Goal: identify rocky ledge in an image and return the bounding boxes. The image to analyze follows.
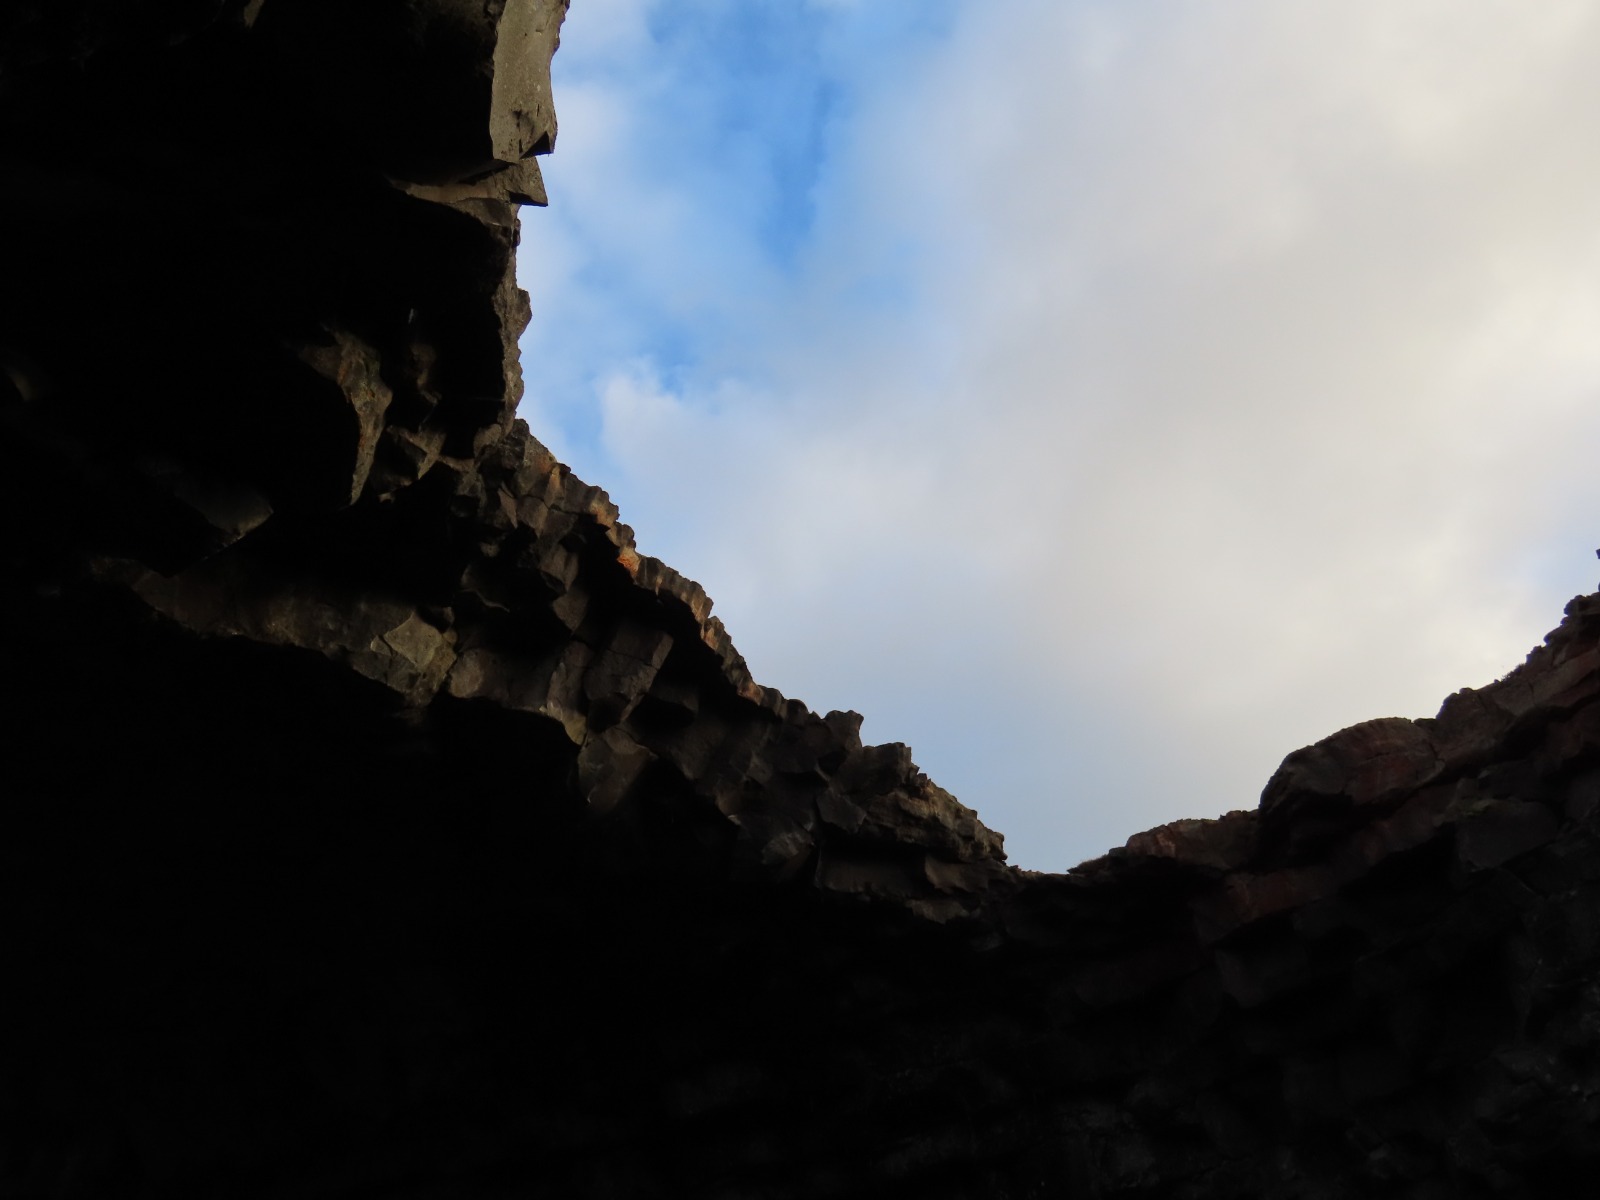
[3,3,1599,1196]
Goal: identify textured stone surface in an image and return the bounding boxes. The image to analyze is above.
[5,3,1600,1196]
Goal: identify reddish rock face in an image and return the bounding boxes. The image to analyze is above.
[5,4,1600,1197]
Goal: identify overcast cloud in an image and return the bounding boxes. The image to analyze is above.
[518,0,1600,869]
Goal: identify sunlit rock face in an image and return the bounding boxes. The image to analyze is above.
[4,3,1600,1196]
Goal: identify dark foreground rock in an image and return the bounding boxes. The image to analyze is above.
[4,3,1600,1196]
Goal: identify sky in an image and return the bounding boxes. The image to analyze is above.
[516,0,1600,871]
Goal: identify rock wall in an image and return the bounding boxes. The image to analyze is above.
[3,3,1599,1196]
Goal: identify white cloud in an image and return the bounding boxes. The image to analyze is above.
[552,0,658,63]
[521,1,1600,868]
